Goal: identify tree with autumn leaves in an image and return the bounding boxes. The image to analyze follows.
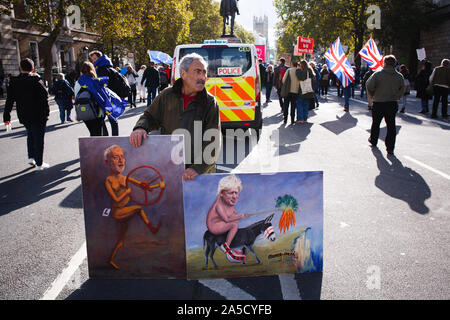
[274,0,437,70]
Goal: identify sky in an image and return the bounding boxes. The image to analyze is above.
[213,0,279,48]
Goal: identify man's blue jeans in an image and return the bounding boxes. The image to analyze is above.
[344,86,351,108]
[147,87,157,106]
[24,121,46,166]
[296,97,310,121]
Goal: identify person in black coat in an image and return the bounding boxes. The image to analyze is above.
[415,60,433,114]
[51,73,74,123]
[265,64,274,103]
[141,61,160,106]
[3,58,50,170]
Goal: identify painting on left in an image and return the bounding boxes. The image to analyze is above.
[79,136,186,279]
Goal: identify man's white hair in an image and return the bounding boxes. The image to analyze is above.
[179,53,208,73]
[217,174,242,194]
[104,144,123,162]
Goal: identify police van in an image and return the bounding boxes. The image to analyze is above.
[172,40,262,134]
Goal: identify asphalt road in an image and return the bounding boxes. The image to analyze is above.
[0,87,449,301]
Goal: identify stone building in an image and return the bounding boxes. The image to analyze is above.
[419,0,450,67]
[0,2,99,84]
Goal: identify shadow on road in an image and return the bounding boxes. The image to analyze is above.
[276,122,313,156]
[320,112,358,135]
[65,272,322,300]
[371,148,430,214]
[0,158,81,217]
[65,279,225,300]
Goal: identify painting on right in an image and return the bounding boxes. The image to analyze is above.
[183,171,323,280]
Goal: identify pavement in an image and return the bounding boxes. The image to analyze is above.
[0,86,449,302]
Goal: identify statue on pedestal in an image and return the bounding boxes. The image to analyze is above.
[220,0,240,36]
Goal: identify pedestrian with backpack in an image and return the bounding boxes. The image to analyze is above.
[89,50,130,136]
[125,64,138,108]
[74,61,127,137]
[51,73,74,124]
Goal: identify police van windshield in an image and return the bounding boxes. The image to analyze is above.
[179,46,252,78]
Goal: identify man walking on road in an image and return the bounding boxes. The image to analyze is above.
[366,55,405,156]
[429,58,450,119]
[3,58,50,170]
[129,53,220,181]
[274,58,288,112]
[141,61,160,107]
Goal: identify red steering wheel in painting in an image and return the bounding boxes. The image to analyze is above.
[125,165,165,206]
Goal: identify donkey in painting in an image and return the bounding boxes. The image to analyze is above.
[203,214,276,269]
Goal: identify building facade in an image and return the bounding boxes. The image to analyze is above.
[419,0,450,68]
[0,2,99,84]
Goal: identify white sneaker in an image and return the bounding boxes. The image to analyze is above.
[28,158,36,167]
[35,163,50,171]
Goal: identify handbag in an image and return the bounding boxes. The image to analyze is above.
[300,71,314,95]
[280,71,291,98]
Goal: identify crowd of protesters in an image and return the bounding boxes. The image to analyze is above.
[1,51,448,170]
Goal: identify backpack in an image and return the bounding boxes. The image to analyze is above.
[53,81,72,100]
[74,88,103,121]
[107,67,131,99]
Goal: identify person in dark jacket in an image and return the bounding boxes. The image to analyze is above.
[258,59,266,90]
[130,53,220,181]
[89,50,120,136]
[320,65,330,97]
[265,64,274,103]
[415,60,433,114]
[429,58,450,118]
[51,73,74,124]
[3,58,50,170]
[273,57,288,111]
[141,61,160,106]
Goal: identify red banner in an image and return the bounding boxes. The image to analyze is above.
[296,37,314,55]
[255,45,266,62]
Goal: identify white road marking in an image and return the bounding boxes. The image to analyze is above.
[199,279,256,300]
[279,273,302,300]
[41,242,87,300]
[404,156,450,180]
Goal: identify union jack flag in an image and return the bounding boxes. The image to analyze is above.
[359,37,383,72]
[324,38,355,88]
